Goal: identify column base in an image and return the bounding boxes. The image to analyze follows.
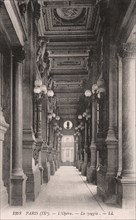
[25,166,41,201]
[48,152,56,175]
[43,162,51,183]
[87,166,97,184]
[10,173,27,206]
[55,158,58,171]
[116,176,136,209]
[50,160,55,175]
[39,165,44,185]
[41,148,50,183]
[78,160,83,172]
[97,170,117,204]
[81,163,87,176]
[0,185,8,208]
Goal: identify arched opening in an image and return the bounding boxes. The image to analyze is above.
[61,135,74,166]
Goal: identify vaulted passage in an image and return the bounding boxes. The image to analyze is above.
[0,1,136,219]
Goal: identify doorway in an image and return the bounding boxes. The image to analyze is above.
[61,135,74,166]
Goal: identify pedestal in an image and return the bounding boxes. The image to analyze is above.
[81,150,87,176]
[48,150,55,176]
[23,129,41,201]
[10,174,27,206]
[41,146,50,183]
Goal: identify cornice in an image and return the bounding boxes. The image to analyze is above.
[3,0,27,45]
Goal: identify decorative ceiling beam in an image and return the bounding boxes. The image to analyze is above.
[43,0,96,7]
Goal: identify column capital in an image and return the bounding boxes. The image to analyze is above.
[118,43,136,58]
[12,46,25,62]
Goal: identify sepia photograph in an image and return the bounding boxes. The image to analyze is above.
[0,0,136,220]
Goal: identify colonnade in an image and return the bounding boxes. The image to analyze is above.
[0,0,135,209]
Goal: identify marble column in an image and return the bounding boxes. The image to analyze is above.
[117,42,136,208]
[10,47,27,206]
[0,53,9,207]
[87,95,97,183]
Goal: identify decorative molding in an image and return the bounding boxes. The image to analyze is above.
[18,0,28,16]
[119,43,136,58]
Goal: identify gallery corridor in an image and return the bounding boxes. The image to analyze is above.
[1,167,135,220]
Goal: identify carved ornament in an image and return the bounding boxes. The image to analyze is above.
[119,43,136,58]
[18,0,29,16]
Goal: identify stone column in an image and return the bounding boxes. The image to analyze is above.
[35,97,44,184]
[10,47,27,206]
[0,53,9,207]
[53,130,58,171]
[101,43,118,204]
[48,119,55,175]
[81,120,88,176]
[87,95,97,183]
[22,4,41,201]
[41,96,50,183]
[117,42,136,208]
[79,130,83,172]
[105,44,118,177]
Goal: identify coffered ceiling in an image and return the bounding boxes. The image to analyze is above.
[42,0,101,124]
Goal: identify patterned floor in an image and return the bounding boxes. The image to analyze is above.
[1,166,135,220]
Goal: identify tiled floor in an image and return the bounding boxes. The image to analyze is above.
[1,166,135,220]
